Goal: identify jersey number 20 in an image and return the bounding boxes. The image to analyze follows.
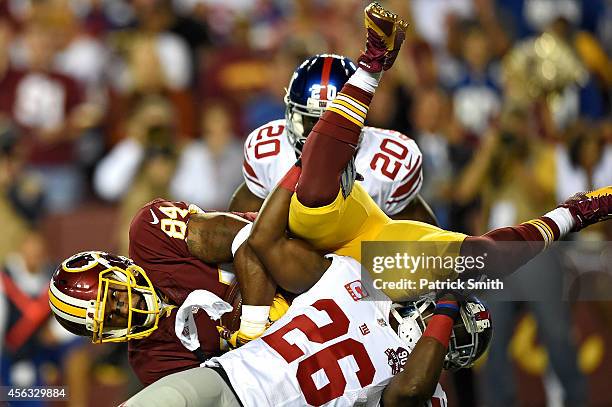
[262,299,375,406]
[370,138,409,180]
[252,124,285,159]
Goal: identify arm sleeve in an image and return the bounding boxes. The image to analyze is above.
[93,138,145,201]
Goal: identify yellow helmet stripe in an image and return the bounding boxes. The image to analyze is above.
[48,289,87,318]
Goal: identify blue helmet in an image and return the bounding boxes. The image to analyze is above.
[285,54,357,152]
[391,293,493,371]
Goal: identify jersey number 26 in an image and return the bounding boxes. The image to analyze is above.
[262,299,375,406]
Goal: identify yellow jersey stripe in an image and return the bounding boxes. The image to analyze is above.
[331,99,367,119]
[336,94,368,115]
[524,220,551,247]
[327,106,365,127]
[532,219,554,243]
[338,92,368,110]
[327,102,364,123]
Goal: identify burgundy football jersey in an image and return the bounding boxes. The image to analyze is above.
[128,308,223,385]
[127,199,238,385]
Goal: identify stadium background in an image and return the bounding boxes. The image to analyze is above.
[0,0,610,406]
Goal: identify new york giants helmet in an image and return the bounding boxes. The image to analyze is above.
[392,294,493,370]
[285,54,357,153]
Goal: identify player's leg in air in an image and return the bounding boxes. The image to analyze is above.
[286,2,612,301]
[289,2,406,252]
[288,2,466,259]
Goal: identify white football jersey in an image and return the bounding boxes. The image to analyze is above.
[208,255,446,407]
[242,120,423,216]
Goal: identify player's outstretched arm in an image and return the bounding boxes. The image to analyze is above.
[247,165,331,294]
[186,210,281,346]
[383,336,445,406]
[383,294,459,407]
[460,187,612,279]
[185,210,277,306]
[228,182,264,212]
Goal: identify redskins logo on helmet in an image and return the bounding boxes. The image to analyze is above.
[48,251,165,343]
[285,54,357,153]
[391,294,493,370]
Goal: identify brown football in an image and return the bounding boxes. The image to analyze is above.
[221,280,242,332]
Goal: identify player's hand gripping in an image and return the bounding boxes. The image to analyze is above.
[217,326,260,349]
[218,293,290,349]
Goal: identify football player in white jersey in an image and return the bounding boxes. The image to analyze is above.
[219,172,491,407]
[122,278,489,406]
[229,53,437,224]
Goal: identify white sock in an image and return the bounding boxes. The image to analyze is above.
[240,305,270,337]
[347,68,382,94]
[544,207,575,237]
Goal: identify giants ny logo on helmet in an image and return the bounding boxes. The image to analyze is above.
[285,54,357,153]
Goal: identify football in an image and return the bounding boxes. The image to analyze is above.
[221,280,242,332]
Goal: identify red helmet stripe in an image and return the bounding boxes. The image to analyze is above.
[320,57,333,100]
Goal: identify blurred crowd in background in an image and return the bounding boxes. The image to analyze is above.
[0,0,610,406]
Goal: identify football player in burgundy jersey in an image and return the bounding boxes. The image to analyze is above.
[49,198,283,385]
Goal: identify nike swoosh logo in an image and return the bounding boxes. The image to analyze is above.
[149,209,159,225]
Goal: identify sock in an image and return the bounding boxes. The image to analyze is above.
[543,207,575,237]
[347,67,382,94]
[461,215,567,279]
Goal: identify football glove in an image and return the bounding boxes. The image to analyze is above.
[559,186,612,231]
[269,293,290,322]
[217,326,261,349]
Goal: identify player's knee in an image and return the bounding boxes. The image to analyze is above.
[296,183,339,208]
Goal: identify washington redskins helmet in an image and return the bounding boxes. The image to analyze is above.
[48,251,163,343]
[391,294,493,370]
[285,54,357,153]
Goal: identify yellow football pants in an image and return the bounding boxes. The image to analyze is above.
[288,183,468,300]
